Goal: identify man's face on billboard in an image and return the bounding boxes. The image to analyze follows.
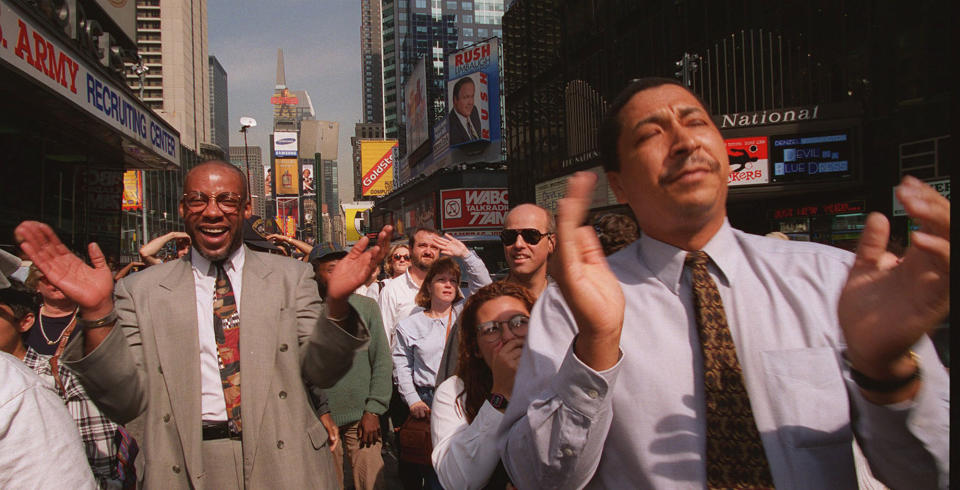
[454,79,475,118]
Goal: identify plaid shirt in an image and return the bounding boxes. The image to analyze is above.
[23,348,121,489]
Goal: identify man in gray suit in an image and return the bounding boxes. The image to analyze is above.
[15,161,392,488]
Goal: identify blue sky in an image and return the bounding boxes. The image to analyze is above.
[208,0,361,196]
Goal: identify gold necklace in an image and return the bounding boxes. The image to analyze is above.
[38,305,79,345]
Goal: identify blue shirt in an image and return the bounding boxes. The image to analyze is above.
[393,302,464,407]
[499,220,949,489]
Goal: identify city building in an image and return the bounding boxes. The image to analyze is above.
[381,0,505,150]
[209,55,229,155]
[351,122,386,200]
[503,0,950,250]
[300,120,341,243]
[360,0,384,125]
[229,146,265,217]
[0,0,182,261]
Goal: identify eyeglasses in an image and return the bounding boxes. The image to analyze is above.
[500,229,553,246]
[182,191,243,214]
[476,314,530,343]
[392,254,410,261]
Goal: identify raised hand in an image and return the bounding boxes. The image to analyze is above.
[552,172,625,371]
[431,233,470,258]
[839,176,949,384]
[15,221,115,319]
[325,226,393,315]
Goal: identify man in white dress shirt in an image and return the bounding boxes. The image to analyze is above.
[498,78,949,489]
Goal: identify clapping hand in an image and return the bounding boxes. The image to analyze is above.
[15,221,115,319]
[552,172,625,371]
[839,176,949,398]
[325,226,393,317]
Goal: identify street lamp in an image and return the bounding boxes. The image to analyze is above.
[239,116,257,199]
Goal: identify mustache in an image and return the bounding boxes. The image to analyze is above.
[659,154,720,185]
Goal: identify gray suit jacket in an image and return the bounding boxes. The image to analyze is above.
[63,248,369,489]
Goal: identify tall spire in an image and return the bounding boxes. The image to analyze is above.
[276,48,287,90]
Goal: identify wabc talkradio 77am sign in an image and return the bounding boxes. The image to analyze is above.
[441,188,508,229]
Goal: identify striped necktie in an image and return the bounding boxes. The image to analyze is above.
[685,251,773,488]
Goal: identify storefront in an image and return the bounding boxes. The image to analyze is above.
[0,0,180,259]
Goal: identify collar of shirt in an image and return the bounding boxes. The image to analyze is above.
[403,269,421,291]
[191,245,245,278]
[637,218,741,295]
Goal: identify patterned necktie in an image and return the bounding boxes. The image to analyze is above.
[213,262,242,435]
[685,251,773,489]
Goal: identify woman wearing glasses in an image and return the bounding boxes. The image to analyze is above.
[430,281,533,490]
[384,244,411,280]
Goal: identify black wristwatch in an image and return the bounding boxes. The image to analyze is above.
[843,350,921,393]
[488,393,508,410]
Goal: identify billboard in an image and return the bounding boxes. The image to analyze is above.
[771,132,854,183]
[302,164,315,195]
[264,166,273,198]
[360,140,398,197]
[275,158,299,195]
[277,197,299,237]
[446,37,502,165]
[121,170,142,210]
[725,137,769,186]
[405,57,429,152]
[535,166,617,214]
[441,188,508,230]
[274,131,298,157]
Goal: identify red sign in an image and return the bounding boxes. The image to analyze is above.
[441,188,508,229]
[726,137,769,186]
[771,200,865,219]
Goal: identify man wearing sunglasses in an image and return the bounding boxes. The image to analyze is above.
[16,160,393,489]
[435,204,555,385]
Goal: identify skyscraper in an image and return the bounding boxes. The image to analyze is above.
[381,0,505,147]
[125,0,211,153]
[361,0,384,125]
[209,56,229,155]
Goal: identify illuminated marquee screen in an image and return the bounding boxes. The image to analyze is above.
[771,132,854,183]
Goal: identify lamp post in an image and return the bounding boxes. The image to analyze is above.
[239,117,257,199]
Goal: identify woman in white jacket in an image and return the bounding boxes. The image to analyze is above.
[430,282,535,490]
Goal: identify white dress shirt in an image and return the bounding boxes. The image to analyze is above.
[498,220,949,490]
[190,246,245,422]
[431,375,505,490]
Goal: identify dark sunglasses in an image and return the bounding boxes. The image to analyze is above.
[392,254,410,261]
[500,228,553,246]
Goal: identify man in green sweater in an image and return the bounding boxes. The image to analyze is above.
[310,244,392,490]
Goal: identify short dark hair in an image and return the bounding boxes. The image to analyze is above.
[599,77,710,172]
[408,227,440,249]
[183,160,250,203]
[452,76,475,99]
[0,278,39,320]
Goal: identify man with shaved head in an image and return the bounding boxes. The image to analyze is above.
[435,203,556,384]
[17,160,394,488]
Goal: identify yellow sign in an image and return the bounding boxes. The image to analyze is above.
[360,140,398,197]
[343,203,375,243]
[275,158,299,195]
[121,170,142,210]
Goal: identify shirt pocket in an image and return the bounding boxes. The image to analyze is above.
[761,347,853,448]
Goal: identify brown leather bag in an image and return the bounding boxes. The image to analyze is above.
[396,415,433,465]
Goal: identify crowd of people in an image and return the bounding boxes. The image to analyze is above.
[0,77,949,490]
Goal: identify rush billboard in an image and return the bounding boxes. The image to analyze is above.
[441,188,508,230]
[361,140,398,197]
[446,37,502,165]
